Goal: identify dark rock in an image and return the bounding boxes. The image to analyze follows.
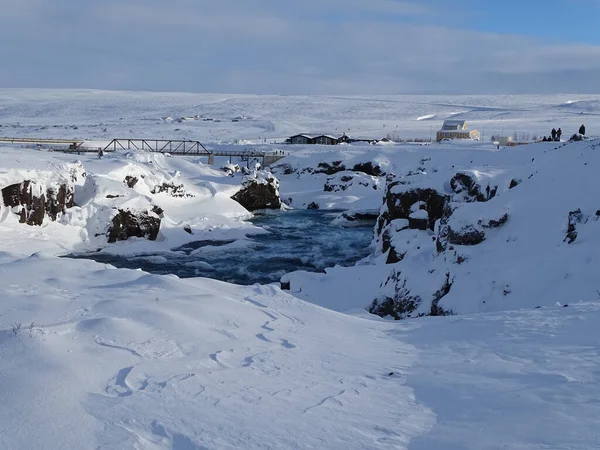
[315,161,346,175]
[231,176,281,211]
[151,205,164,217]
[151,182,193,198]
[564,208,583,244]
[2,180,74,226]
[46,184,74,221]
[352,162,383,177]
[279,164,296,175]
[325,171,377,193]
[280,281,291,290]
[509,179,521,189]
[107,209,161,243]
[450,172,497,202]
[183,224,193,235]
[370,270,454,320]
[377,185,448,235]
[484,213,509,228]
[105,194,122,199]
[307,202,320,210]
[369,272,420,319]
[124,176,138,188]
[430,273,453,316]
[447,225,485,246]
[386,247,404,264]
[569,133,583,142]
[338,211,379,224]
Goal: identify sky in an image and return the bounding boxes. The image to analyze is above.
[0,0,599,95]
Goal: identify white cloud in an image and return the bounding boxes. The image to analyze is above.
[0,0,598,94]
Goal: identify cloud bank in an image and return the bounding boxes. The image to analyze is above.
[0,0,598,94]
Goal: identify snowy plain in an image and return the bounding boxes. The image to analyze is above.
[1,89,600,449]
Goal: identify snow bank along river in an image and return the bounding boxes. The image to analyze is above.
[68,210,374,285]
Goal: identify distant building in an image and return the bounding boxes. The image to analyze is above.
[313,135,339,145]
[288,134,316,145]
[436,120,480,142]
[285,133,380,145]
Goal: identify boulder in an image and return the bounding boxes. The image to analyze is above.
[447,224,486,246]
[231,171,282,211]
[107,209,161,243]
[2,180,74,226]
[508,179,521,189]
[307,202,320,210]
[331,210,379,227]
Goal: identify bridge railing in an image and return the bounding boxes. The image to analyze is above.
[102,139,210,155]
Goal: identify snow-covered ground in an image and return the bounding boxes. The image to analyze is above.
[1,89,600,449]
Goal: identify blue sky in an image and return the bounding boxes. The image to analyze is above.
[0,0,598,94]
[457,0,600,44]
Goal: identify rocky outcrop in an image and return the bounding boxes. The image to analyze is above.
[324,171,379,193]
[231,172,281,211]
[564,209,583,244]
[315,161,345,175]
[307,202,320,210]
[124,176,138,188]
[447,224,486,246]
[508,179,521,189]
[107,209,161,243]
[450,172,497,202]
[377,183,448,235]
[151,182,194,198]
[221,164,241,176]
[331,210,379,227]
[2,180,74,226]
[351,162,384,177]
[369,270,453,320]
[436,207,509,252]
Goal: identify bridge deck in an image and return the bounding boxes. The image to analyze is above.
[0,137,287,165]
[0,137,84,145]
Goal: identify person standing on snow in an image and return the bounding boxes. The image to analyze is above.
[579,124,586,136]
[557,128,562,141]
[551,128,557,141]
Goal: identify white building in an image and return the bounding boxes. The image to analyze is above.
[436,120,480,142]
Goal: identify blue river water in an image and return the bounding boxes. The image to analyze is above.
[68,210,375,285]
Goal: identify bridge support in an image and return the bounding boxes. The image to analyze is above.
[208,154,215,165]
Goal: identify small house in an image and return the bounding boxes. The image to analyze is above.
[436,120,480,142]
[313,135,339,145]
[288,134,316,145]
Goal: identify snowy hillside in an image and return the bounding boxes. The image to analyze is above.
[2,89,600,144]
[1,90,600,449]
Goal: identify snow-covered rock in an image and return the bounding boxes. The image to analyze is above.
[1,176,74,226]
[323,171,379,193]
[231,170,282,211]
[107,208,162,243]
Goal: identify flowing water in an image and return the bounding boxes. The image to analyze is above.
[68,210,374,285]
